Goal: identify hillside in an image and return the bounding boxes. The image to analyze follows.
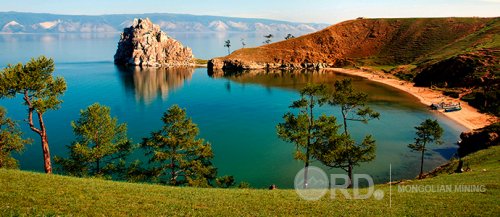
[1,146,499,216]
[209,17,499,69]
[208,17,500,116]
[0,11,328,33]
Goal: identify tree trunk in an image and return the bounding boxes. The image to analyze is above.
[347,164,353,188]
[170,154,176,185]
[37,112,52,174]
[342,111,348,135]
[304,161,309,189]
[24,92,52,174]
[343,110,352,188]
[303,96,315,189]
[419,149,425,179]
[97,159,100,175]
[40,132,52,174]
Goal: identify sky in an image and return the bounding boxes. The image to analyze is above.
[1,0,499,24]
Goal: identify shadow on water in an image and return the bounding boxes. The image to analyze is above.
[209,68,425,109]
[116,65,194,104]
[433,146,459,159]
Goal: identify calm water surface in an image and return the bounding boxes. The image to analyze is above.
[0,33,466,188]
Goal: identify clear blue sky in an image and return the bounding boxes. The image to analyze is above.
[1,0,498,23]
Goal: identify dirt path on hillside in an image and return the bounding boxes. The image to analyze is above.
[327,68,498,131]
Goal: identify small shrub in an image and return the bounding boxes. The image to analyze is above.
[216,176,235,188]
[395,72,415,81]
[443,90,460,98]
[237,182,251,189]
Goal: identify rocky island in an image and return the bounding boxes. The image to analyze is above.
[114,18,195,67]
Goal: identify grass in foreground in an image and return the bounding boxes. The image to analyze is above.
[1,146,499,216]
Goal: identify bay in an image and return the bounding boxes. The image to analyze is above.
[0,33,466,188]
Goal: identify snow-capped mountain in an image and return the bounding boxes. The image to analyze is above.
[0,12,329,33]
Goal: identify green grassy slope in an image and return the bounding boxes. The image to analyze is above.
[417,18,500,63]
[1,146,499,216]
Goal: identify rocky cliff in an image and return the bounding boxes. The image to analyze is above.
[114,18,195,67]
[458,123,499,157]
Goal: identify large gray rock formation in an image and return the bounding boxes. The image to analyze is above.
[114,18,195,67]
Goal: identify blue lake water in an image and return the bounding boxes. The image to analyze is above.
[0,33,467,188]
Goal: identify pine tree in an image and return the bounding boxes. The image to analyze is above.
[0,107,32,169]
[141,105,216,187]
[54,103,132,178]
[224,40,231,54]
[0,56,67,173]
[263,34,273,44]
[315,79,379,187]
[277,83,344,188]
[241,38,246,48]
[409,119,443,179]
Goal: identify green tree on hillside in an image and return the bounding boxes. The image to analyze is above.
[0,56,67,174]
[140,105,216,187]
[241,38,246,48]
[54,103,133,178]
[329,79,380,135]
[224,40,231,54]
[315,79,379,187]
[0,107,32,169]
[277,84,344,188]
[409,119,443,179]
[285,34,295,40]
[263,34,273,44]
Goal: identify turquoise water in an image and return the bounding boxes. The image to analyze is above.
[0,34,466,188]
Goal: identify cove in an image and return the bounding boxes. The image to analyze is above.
[0,34,466,188]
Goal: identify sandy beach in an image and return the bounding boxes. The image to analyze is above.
[328,68,498,131]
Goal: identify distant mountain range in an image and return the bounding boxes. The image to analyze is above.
[0,11,329,33]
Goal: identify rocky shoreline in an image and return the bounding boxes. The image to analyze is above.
[208,58,351,71]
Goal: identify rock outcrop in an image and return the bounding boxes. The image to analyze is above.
[207,58,350,72]
[114,18,195,67]
[458,123,500,157]
[413,50,498,88]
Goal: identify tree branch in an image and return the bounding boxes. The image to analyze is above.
[23,90,42,135]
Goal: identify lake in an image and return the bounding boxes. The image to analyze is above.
[0,33,467,188]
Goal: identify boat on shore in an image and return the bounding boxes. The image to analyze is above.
[431,102,462,112]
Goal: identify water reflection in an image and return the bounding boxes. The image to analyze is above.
[118,66,194,104]
[209,68,423,108]
[209,68,337,88]
[0,33,119,43]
